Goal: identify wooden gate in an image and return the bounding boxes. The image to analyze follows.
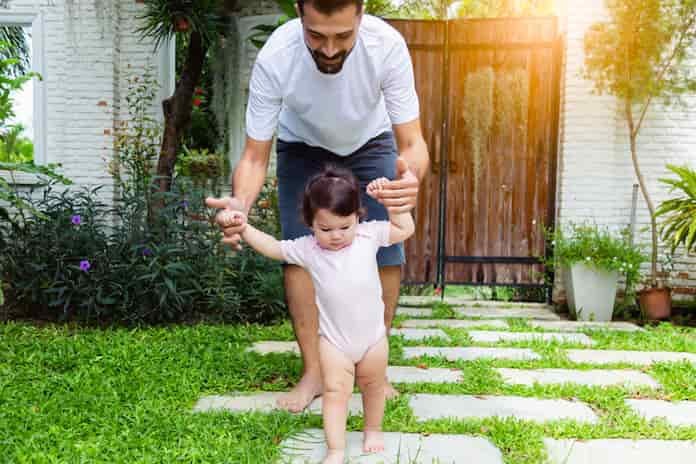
[388,17,563,293]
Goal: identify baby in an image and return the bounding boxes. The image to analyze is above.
[218,165,415,463]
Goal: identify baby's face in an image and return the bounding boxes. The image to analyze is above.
[311,209,358,251]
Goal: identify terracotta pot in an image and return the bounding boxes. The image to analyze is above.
[174,17,190,33]
[638,287,672,320]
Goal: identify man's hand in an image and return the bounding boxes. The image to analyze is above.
[373,157,419,214]
[205,196,247,250]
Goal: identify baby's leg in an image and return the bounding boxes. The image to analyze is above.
[355,336,389,453]
[319,337,355,464]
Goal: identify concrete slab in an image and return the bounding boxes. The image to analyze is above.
[565,349,696,366]
[410,394,598,423]
[626,399,696,426]
[496,368,661,388]
[387,366,462,384]
[279,428,504,464]
[397,307,434,317]
[401,319,510,329]
[402,346,541,362]
[247,341,299,355]
[544,438,696,464]
[391,328,450,341]
[529,320,643,332]
[193,392,363,415]
[455,307,561,320]
[468,331,593,345]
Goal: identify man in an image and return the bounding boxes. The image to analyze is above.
[206,0,429,412]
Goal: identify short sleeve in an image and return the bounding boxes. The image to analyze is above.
[279,235,313,268]
[360,220,392,248]
[381,36,420,125]
[245,60,282,141]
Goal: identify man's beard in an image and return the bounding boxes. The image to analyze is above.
[307,45,353,74]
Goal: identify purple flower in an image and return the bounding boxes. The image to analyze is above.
[79,260,91,272]
[71,215,81,226]
[181,200,189,208]
[141,248,153,257]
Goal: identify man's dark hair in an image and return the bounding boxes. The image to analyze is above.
[301,165,366,226]
[297,0,364,16]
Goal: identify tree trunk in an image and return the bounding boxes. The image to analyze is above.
[626,99,658,287]
[156,30,208,198]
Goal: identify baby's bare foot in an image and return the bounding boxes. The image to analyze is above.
[322,448,345,464]
[363,429,385,453]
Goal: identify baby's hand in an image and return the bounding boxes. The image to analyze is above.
[218,210,247,230]
[366,177,390,199]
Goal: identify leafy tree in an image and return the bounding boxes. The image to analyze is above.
[583,0,696,287]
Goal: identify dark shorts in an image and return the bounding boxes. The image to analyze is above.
[276,132,405,267]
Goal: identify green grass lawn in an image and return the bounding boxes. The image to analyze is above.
[2,313,696,463]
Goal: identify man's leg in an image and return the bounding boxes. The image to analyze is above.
[276,264,324,412]
[379,265,401,399]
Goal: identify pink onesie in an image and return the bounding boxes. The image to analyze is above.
[280,220,391,363]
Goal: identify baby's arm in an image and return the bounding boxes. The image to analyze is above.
[218,211,284,261]
[367,177,416,244]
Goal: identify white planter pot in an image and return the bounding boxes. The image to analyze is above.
[568,262,619,322]
[562,264,575,312]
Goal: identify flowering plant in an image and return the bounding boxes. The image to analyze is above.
[542,222,647,293]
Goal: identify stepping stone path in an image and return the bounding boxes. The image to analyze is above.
[391,328,450,341]
[281,429,503,464]
[455,306,561,320]
[387,366,463,383]
[203,300,696,462]
[248,341,299,354]
[626,399,696,426]
[566,349,696,366]
[194,392,364,415]
[544,439,696,464]
[401,319,510,329]
[496,368,661,388]
[402,346,541,361]
[529,320,643,332]
[468,330,594,345]
[409,394,599,423]
[397,306,433,317]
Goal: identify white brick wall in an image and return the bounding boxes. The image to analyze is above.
[558,0,696,300]
[2,0,165,205]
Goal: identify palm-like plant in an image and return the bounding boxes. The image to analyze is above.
[656,164,696,255]
[136,0,236,198]
[0,26,29,77]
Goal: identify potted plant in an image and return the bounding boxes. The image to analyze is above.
[649,163,696,319]
[546,223,645,322]
[583,0,696,319]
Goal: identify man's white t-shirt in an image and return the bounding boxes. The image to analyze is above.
[245,14,420,156]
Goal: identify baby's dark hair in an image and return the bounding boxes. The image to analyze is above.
[301,165,366,226]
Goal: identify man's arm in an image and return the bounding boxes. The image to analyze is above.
[375,120,430,214]
[393,118,429,183]
[232,136,274,214]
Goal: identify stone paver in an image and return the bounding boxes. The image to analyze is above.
[529,320,643,332]
[544,438,696,464]
[193,392,363,415]
[468,330,594,345]
[566,349,696,366]
[496,368,661,388]
[247,341,299,355]
[397,307,433,317]
[391,328,450,341]
[399,296,477,307]
[410,394,598,423]
[455,307,561,320]
[401,319,510,329]
[387,366,463,383]
[403,346,541,361]
[626,399,696,426]
[280,429,503,464]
